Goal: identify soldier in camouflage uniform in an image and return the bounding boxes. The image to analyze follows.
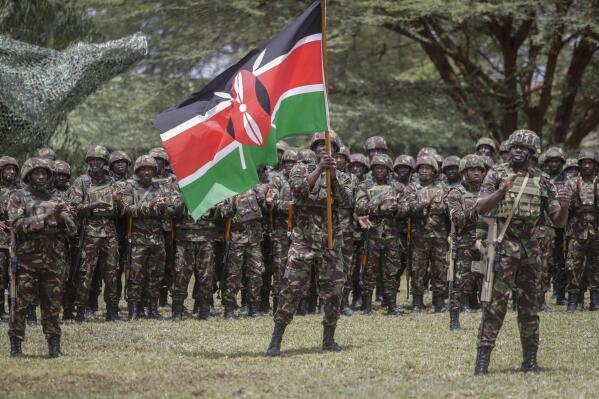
[474,129,569,376]
[564,158,580,179]
[221,182,271,319]
[355,154,409,316]
[394,155,416,299]
[121,155,173,320]
[409,156,450,313]
[0,156,23,322]
[8,157,76,358]
[564,149,599,312]
[475,138,497,160]
[499,141,510,163]
[394,155,415,185]
[109,150,131,182]
[69,146,122,322]
[446,154,485,331]
[364,136,388,161]
[37,148,56,161]
[443,156,462,188]
[267,132,353,356]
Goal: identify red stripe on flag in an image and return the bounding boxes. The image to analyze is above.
[163,110,233,179]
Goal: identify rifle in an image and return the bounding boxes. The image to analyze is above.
[9,229,18,324]
[447,222,458,308]
[268,210,275,269]
[219,217,232,296]
[124,216,133,300]
[480,217,498,310]
[70,219,86,285]
[360,229,368,286]
[287,204,295,243]
[406,218,412,301]
[170,219,176,282]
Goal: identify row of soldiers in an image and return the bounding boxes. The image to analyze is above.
[1,130,596,361]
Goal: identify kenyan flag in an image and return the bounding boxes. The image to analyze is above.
[154,0,329,220]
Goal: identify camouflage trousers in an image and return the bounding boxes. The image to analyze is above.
[274,234,345,327]
[0,249,7,310]
[449,247,480,312]
[9,239,67,341]
[340,232,354,290]
[477,241,540,351]
[411,237,447,297]
[75,235,119,307]
[271,236,290,300]
[172,240,215,304]
[363,238,401,300]
[537,228,556,294]
[223,240,264,306]
[552,231,567,297]
[565,237,599,294]
[126,241,166,303]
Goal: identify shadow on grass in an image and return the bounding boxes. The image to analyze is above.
[178,344,361,359]
[490,366,569,375]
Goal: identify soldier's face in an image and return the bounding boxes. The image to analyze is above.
[2,165,16,182]
[476,145,494,158]
[314,141,327,157]
[367,148,385,160]
[580,159,596,177]
[349,163,365,177]
[465,167,483,184]
[394,165,411,181]
[545,158,563,175]
[509,145,531,166]
[418,165,433,183]
[112,160,128,175]
[30,168,49,188]
[283,160,296,174]
[54,173,69,188]
[372,165,388,182]
[87,157,105,173]
[335,154,347,170]
[137,166,156,184]
[154,158,165,174]
[444,166,459,181]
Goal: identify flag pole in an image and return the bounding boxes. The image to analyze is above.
[320,0,333,250]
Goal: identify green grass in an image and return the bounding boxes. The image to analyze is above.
[0,295,597,399]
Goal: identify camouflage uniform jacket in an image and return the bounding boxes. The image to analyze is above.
[0,180,23,249]
[154,172,179,232]
[447,181,484,248]
[221,184,269,244]
[173,192,219,242]
[409,180,449,239]
[565,174,598,240]
[270,171,294,239]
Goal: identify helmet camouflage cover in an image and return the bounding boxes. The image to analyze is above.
[565,158,580,170]
[110,150,132,165]
[364,136,388,152]
[577,149,598,164]
[442,155,461,170]
[134,154,158,173]
[37,147,56,161]
[499,140,509,153]
[544,147,566,163]
[394,155,415,170]
[415,155,438,173]
[310,131,341,152]
[281,148,299,162]
[0,155,18,170]
[149,147,169,163]
[475,137,497,152]
[276,140,289,152]
[507,129,541,155]
[459,154,485,174]
[53,160,71,176]
[417,147,438,158]
[370,154,393,171]
[299,149,317,164]
[349,153,370,170]
[85,145,109,163]
[21,157,53,182]
[337,145,351,160]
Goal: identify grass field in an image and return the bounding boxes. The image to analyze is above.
[0,295,597,399]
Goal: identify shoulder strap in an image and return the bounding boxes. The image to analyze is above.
[497,174,529,243]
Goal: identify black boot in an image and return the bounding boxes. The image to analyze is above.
[26,305,37,326]
[128,302,139,321]
[75,306,85,324]
[520,346,542,374]
[198,303,212,320]
[148,301,163,320]
[341,289,353,316]
[387,295,403,316]
[434,295,447,313]
[193,299,199,315]
[248,303,261,318]
[105,305,114,322]
[566,293,578,313]
[461,295,472,313]
[322,325,342,352]
[296,298,307,316]
[266,322,287,357]
[224,303,235,320]
[474,346,492,376]
[259,294,270,314]
[412,294,424,313]
[47,335,64,358]
[362,292,372,315]
[539,294,554,312]
[450,310,460,331]
[159,287,169,307]
[577,291,585,311]
[590,291,599,311]
[62,306,75,321]
[555,289,566,306]
[470,292,481,310]
[9,336,22,358]
[172,300,184,321]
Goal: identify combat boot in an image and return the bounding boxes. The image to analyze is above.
[128,302,139,321]
[387,295,403,316]
[555,289,566,306]
[433,295,447,313]
[172,300,184,321]
[322,325,342,352]
[461,295,472,313]
[566,293,578,313]
[105,305,114,322]
[296,298,307,316]
[520,346,542,374]
[352,290,362,310]
[62,306,75,321]
[577,291,585,311]
[159,287,169,307]
[361,292,372,315]
[411,294,424,313]
[266,322,287,357]
[341,289,353,316]
[198,303,212,320]
[148,301,163,320]
[193,299,199,315]
[9,336,22,358]
[539,294,554,312]
[26,305,37,326]
[47,335,64,358]
[474,346,492,376]
[470,292,481,310]
[248,303,261,318]
[589,291,599,311]
[450,310,460,331]
[224,303,236,320]
[75,306,86,324]
[259,294,270,314]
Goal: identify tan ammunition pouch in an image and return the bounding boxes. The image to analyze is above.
[87,182,114,217]
[494,175,542,219]
[234,191,262,224]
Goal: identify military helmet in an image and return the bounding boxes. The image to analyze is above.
[565,158,580,170]
[349,153,370,170]
[481,155,495,170]
[149,147,169,163]
[299,149,317,164]
[459,154,485,174]
[53,160,71,176]
[499,140,509,153]
[544,147,566,163]
[276,140,289,153]
[85,145,110,163]
[507,129,541,155]
[577,149,598,164]
[475,137,497,153]
[337,145,351,161]
[442,155,461,170]
[415,156,438,173]
[134,155,158,173]
[417,147,438,158]
[110,150,132,165]
[370,154,393,171]
[394,155,415,171]
[310,131,341,152]
[433,153,444,167]
[281,149,299,162]
[37,147,56,161]
[364,136,388,152]
[0,156,19,170]
[538,152,547,166]
[20,157,53,182]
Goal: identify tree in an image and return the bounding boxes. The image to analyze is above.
[358,0,599,148]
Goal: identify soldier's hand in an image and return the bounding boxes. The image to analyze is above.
[557,185,572,207]
[265,189,277,206]
[318,155,336,171]
[0,221,7,230]
[112,190,123,204]
[357,216,372,229]
[500,173,523,194]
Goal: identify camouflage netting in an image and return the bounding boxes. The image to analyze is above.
[0,33,148,154]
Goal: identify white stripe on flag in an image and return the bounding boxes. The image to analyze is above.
[254,34,322,76]
[178,140,241,188]
[270,84,325,124]
[160,100,231,142]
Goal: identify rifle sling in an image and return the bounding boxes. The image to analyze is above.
[496,174,529,244]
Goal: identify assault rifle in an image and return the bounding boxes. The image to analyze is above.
[9,229,19,324]
[124,216,133,299]
[447,222,458,308]
[406,218,412,301]
[219,217,232,296]
[480,217,498,310]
